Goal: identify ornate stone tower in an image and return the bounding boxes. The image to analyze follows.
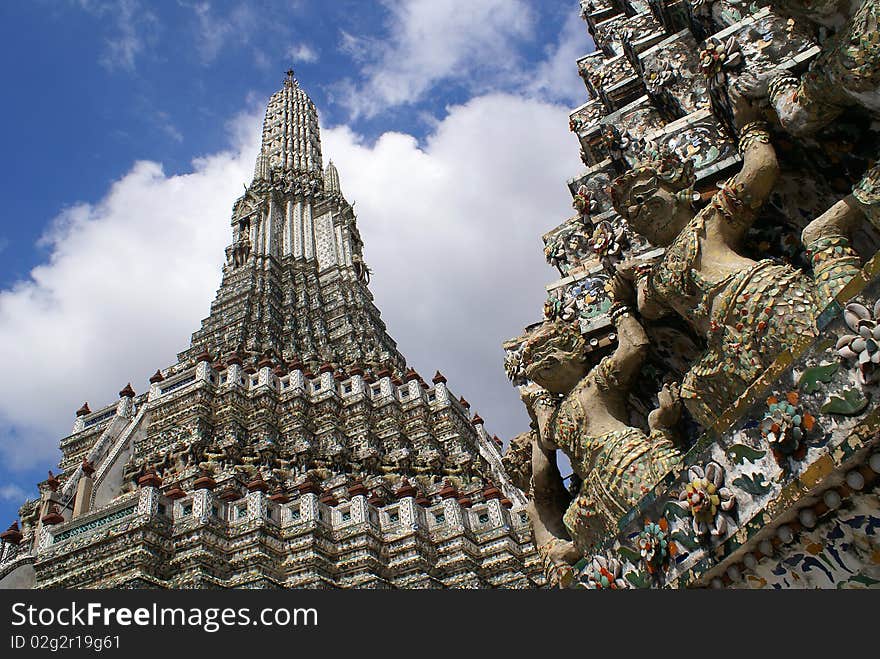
[0,72,542,589]
[183,71,403,370]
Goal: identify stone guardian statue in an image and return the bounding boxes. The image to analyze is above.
[517,277,682,586]
[610,91,867,427]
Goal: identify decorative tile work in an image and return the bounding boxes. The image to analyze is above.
[735,490,880,589]
[504,0,880,590]
[53,507,137,543]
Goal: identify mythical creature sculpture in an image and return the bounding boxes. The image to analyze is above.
[765,0,880,136]
[501,431,533,493]
[518,278,682,586]
[379,447,412,475]
[610,91,867,427]
[352,252,371,284]
[195,443,225,476]
[233,446,264,479]
[226,219,252,268]
[412,447,443,475]
[760,0,880,226]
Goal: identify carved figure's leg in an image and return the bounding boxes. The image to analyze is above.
[769,69,849,137]
[646,427,683,460]
[807,235,862,301]
[561,487,609,557]
[829,0,880,101]
[536,534,578,588]
[681,263,821,428]
[853,161,880,228]
[803,195,864,301]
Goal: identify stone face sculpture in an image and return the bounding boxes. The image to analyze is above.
[517,280,682,585]
[610,92,866,427]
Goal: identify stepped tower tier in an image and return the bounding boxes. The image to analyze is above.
[0,72,541,590]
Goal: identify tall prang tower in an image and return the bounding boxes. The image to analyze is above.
[181,71,403,371]
[0,71,542,589]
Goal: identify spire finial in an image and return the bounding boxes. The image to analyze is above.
[284,68,296,87]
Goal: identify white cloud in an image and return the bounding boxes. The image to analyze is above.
[0,484,29,503]
[0,483,39,506]
[323,94,580,445]
[0,92,580,473]
[336,0,535,118]
[186,1,312,67]
[191,1,259,64]
[154,110,184,143]
[74,0,159,72]
[287,43,318,63]
[0,110,262,469]
[253,48,271,71]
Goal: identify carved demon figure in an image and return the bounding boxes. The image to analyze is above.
[517,278,682,586]
[610,92,867,427]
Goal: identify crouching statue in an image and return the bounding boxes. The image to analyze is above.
[610,91,867,428]
[514,278,682,587]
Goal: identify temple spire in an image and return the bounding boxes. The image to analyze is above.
[325,160,341,194]
[253,70,322,182]
[188,71,404,369]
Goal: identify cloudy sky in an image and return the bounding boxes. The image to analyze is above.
[0,0,593,525]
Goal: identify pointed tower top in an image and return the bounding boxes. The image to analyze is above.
[253,70,323,183]
[324,160,341,194]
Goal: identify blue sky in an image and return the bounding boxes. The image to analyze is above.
[0,1,593,526]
